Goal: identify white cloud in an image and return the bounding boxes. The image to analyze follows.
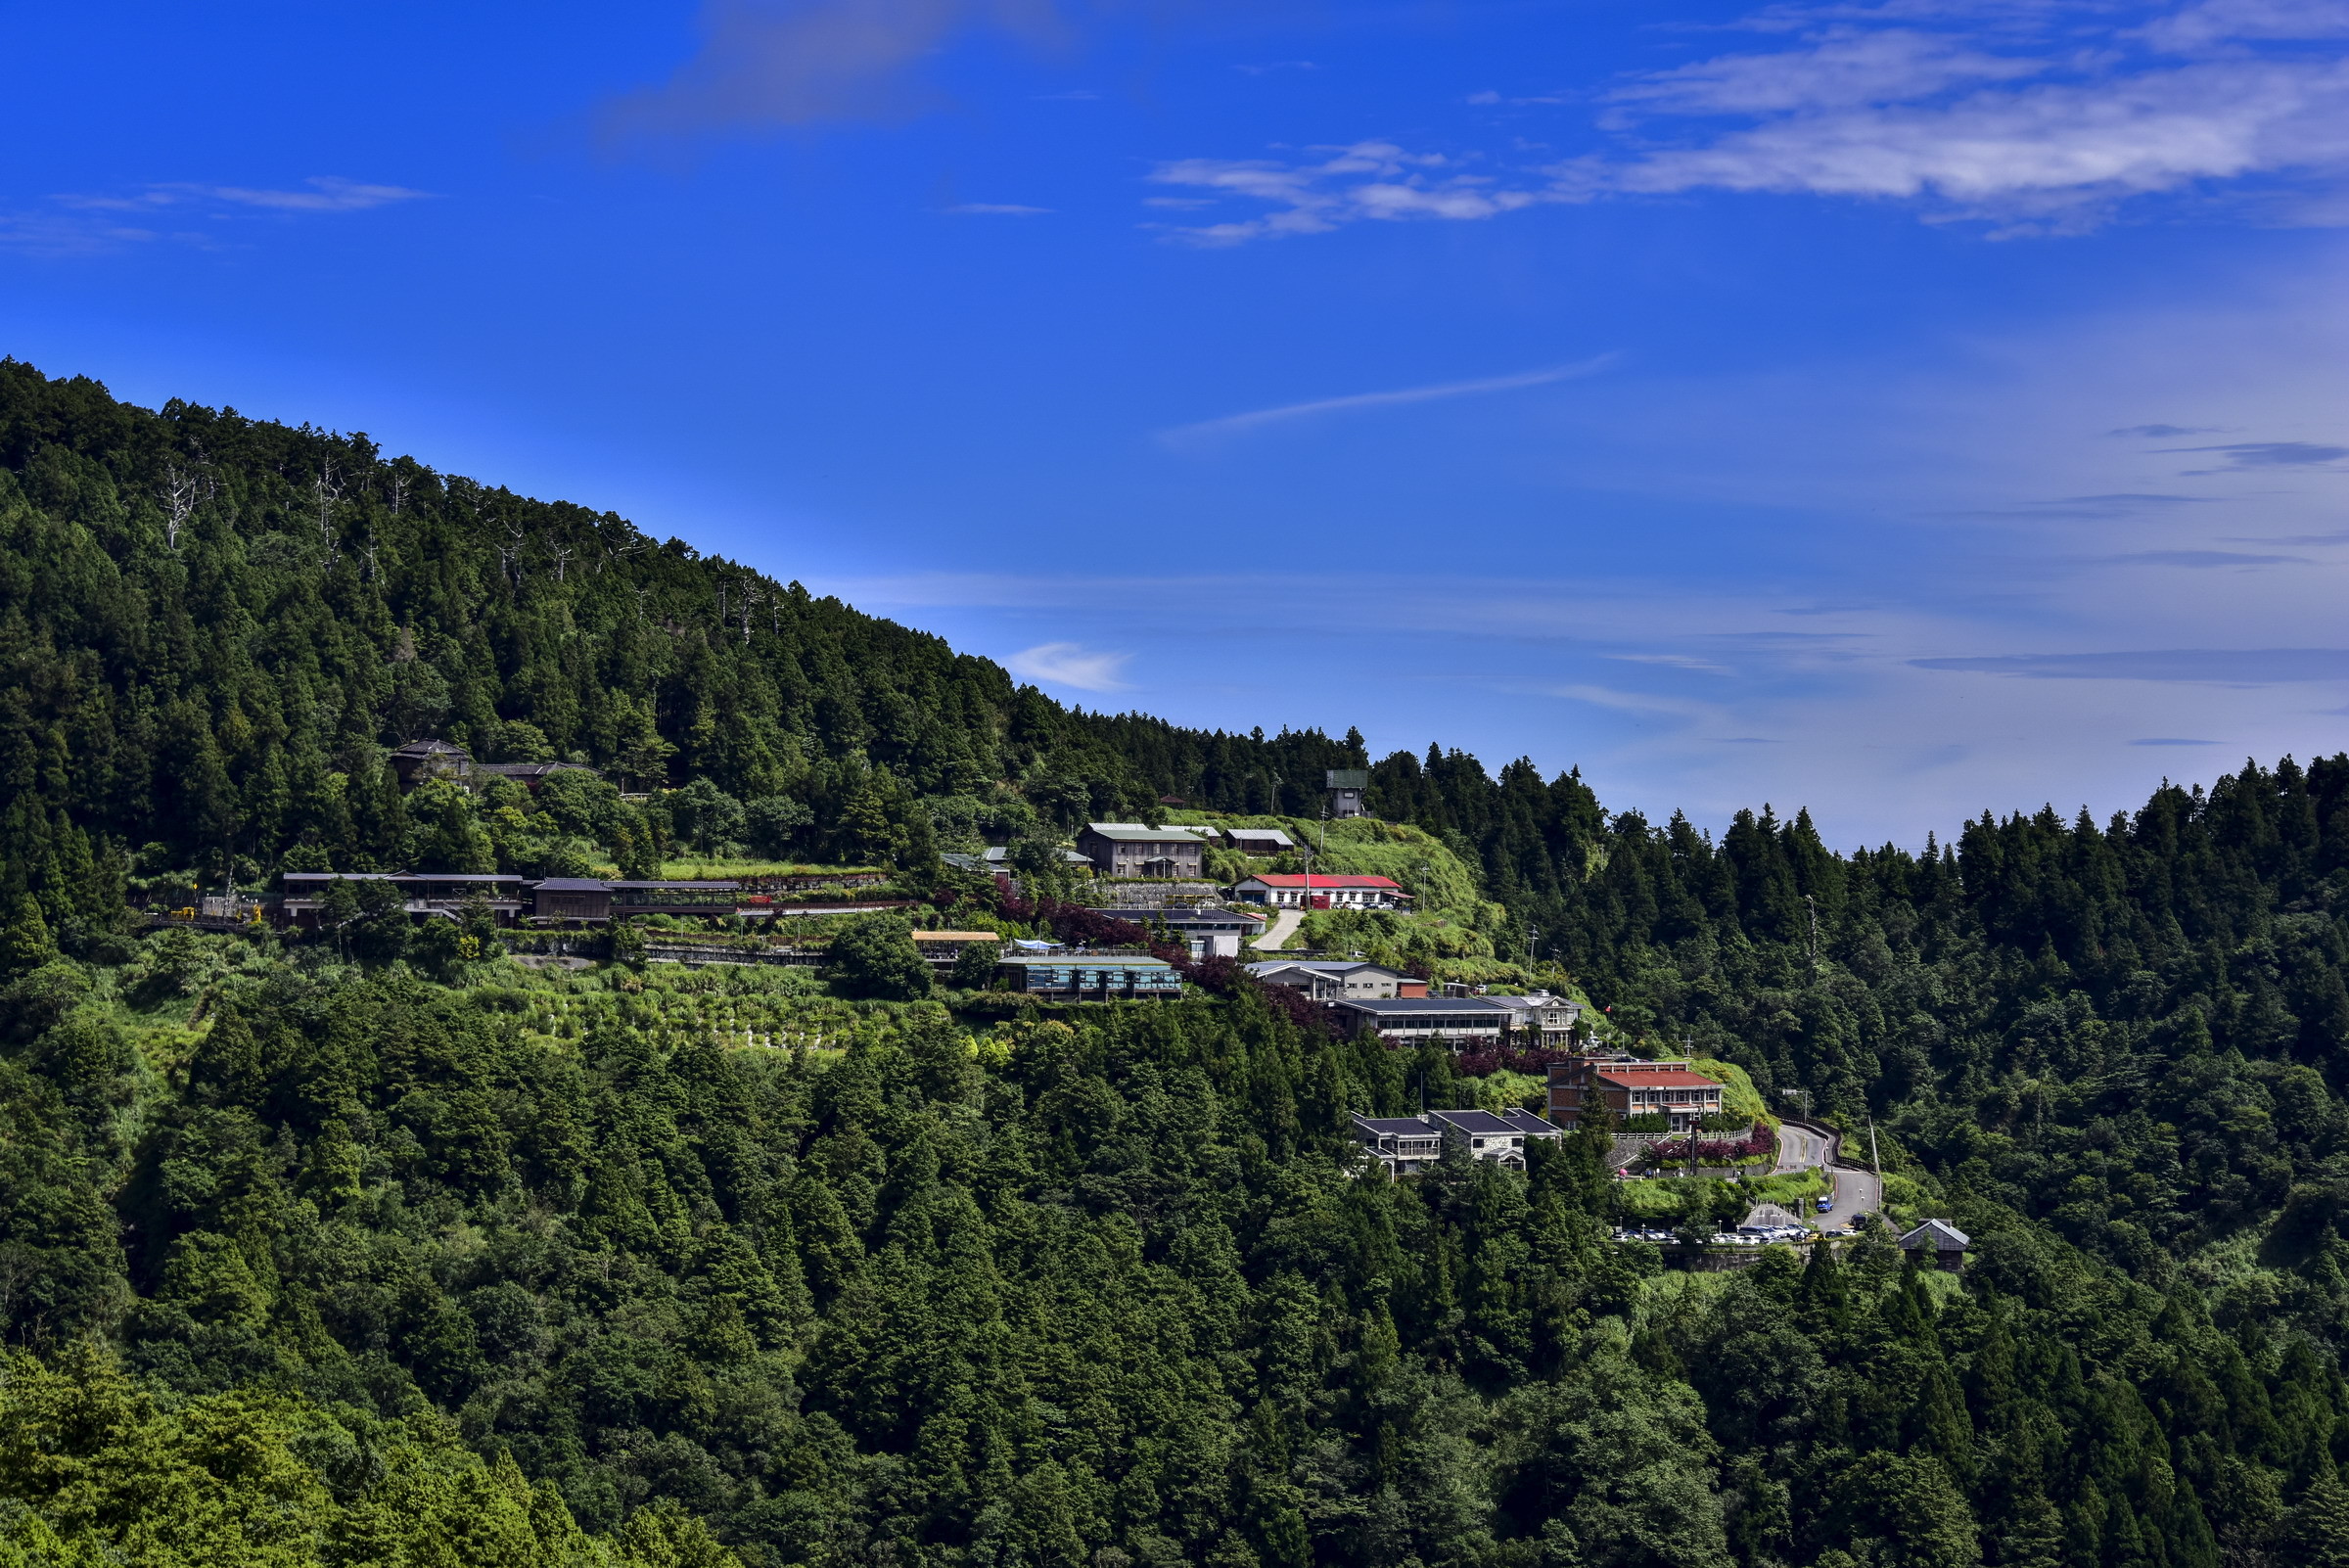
[1151,0,2349,239]
[1005,641,1132,691]
[2,177,428,255]
[1597,59,2349,218]
[2141,0,2349,53]
[0,212,161,257]
[1605,27,2047,115]
[1157,356,1617,445]
[1609,652,1738,674]
[1147,141,1560,245]
[60,176,430,213]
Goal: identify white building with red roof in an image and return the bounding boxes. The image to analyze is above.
[1230,873,1411,910]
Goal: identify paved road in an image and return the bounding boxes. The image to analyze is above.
[1257,909,1304,950]
[1773,1120,1883,1224]
[1831,1165,1883,1222]
[1774,1121,1834,1175]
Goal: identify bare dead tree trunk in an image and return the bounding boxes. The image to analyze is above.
[161,462,198,550]
[313,458,345,566]
[497,519,526,586]
[550,542,575,583]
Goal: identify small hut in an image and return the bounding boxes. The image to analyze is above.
[1899,1219,1970,1271]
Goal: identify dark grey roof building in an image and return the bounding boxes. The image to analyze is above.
[1349,1107,1560,1176]
[1329,996,1510,1044]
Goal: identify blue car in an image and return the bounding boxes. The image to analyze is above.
[1817,1199,1832,1213]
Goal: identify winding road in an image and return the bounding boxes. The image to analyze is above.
[1775,1120,1883,1226]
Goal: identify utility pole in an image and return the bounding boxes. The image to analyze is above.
[1867,1117,1880,1177]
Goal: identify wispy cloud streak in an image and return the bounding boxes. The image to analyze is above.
[1158,355,1616,446]
[0,177,431,255]
[1005,641,1131,691]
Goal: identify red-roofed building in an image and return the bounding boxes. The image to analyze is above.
[1547,1057,1726,1132]
[1230,873,1411,911]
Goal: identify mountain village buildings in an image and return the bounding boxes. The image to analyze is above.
[1231,873,1410,910]
[1246,959,1424,999]
[1547,1057,1727,1132]
[1351,1108,1561,1176]
[389,739,600,794]
[1076,824,1210,880]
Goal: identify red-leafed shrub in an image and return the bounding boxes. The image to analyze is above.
[1451,1046,1578,1078]
[1640,1122,1776,1165]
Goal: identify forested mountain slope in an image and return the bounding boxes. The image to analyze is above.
[7,360,2349,1568]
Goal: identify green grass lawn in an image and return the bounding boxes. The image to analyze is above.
[1687,1058,1776,1126]
[1614,1166,1828,1221]
[657,857,890,880]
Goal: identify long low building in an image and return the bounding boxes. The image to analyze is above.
[1231,873,1411,910]
[1097,906,1267,959]
[283,872,774,927]
[996,955,1185,1000]
[1329,996,1510,1044]
[281,872,527,925]
[526,878,749,922]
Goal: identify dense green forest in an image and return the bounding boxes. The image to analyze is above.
[7,360,2349,1568]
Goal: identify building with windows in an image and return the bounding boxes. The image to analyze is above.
[1108,906,1266,959]
[1230,873,1410,910]
[1350,1115,1445,1176]
[1481,992,1584,1045]
[281,871,528,926]
[1350,1107,1559,1176]
[521,878,758,923]
[1225,827,1295,856]
[1546,1057,1727,1132]
[1330,996,1509,1045]
[1248,960,1422,1000]
[1075,824,1211,880]
[995,954,1185,1000]
[1326,769,1369,818]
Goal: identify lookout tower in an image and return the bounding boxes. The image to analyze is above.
[1325,768,1368,819]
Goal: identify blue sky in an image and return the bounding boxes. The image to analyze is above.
[5,0,2347,847]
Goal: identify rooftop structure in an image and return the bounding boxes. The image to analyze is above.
[280,871,528,927]
[1230,873,1410,911]
[1077,823,1212,880]
[388,739,598,795]
[1330,996,1508,1044]
[996,953,1185,1001]
[1226,827,1295,854]
[1547,1057,1727,1132]
[1900,1220,1971,1270]
[1109,906,1266,959]
[1350,1107,1559,1176]
[1247,959,1421,1000]
[1326,768,1369,819]
[1480,992,1584,1044]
